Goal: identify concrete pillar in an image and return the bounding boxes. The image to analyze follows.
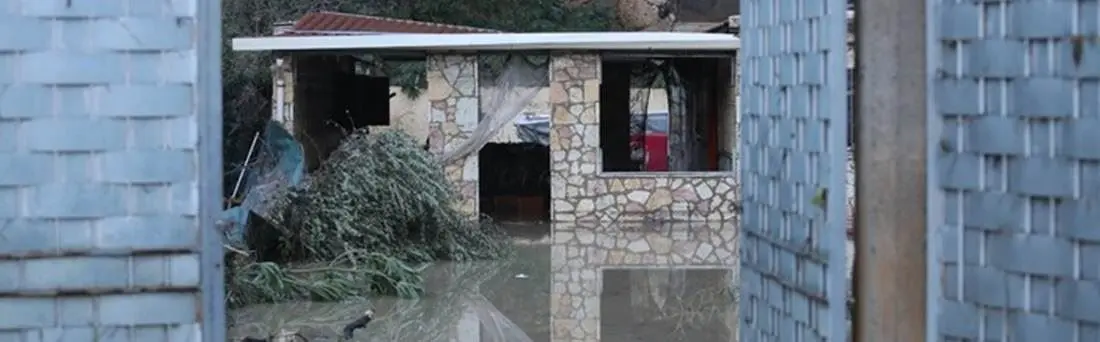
[853,0,928,339]
[426,54,480,217]
[272,57,295,132]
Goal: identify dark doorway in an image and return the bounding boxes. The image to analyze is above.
[478,143,551,225]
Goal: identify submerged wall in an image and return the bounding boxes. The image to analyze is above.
[547,53,740,223]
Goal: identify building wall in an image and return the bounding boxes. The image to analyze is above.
[271,55,675,156]
[548,53,740,223]
[425,55,480,216]
[0,1,223,341]
[374,86,673,144]
[272,53,735,223]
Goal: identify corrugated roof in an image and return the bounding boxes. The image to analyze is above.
[282,11,500,36]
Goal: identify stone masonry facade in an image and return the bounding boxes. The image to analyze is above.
[551,221,739,341]
[0,1,222,342]
[548,54,739,223]
[426,55,480,216]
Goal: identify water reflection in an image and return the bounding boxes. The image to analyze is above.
[601,269,736,342]
[229,221,739,342]
[230,245,551,342]
[550,221,738,342]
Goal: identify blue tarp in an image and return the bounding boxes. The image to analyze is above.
[220,120,304,245]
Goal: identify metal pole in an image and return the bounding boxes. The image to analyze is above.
[852,0,928,338]
[230,132,262,203]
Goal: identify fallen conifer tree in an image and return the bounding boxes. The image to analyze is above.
[225,129,512,307]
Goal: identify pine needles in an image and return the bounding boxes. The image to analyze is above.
[226,129,512,308]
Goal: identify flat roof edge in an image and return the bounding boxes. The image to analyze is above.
[232,32,740,53]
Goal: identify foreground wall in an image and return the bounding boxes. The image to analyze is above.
[548,53,739,222]
[928,1,1100,339]
[0,2,224,341]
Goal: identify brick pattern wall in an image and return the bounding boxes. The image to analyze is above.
[737,0,851,340]
[932,0,1100,339]
[0,1,223,341]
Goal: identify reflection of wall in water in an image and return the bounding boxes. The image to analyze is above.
[549,221,739,341]
[600,269,735,342]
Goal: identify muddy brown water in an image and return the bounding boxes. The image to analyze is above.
[229,224,737,342]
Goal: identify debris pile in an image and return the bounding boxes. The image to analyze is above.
[225,129,512,307]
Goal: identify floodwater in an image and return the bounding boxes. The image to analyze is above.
[229,222,738,342]
[230,243,553,342]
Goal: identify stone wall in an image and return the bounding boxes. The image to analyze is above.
[426,55,480,216]
[550,222,739,341]
[548,54,740,222]
[374,86,673,144]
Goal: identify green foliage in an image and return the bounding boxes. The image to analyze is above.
[226,130,512,307]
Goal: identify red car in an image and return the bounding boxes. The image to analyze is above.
[630,113,669,171]
[514,112,671,171]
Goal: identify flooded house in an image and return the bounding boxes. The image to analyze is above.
[232,20,742,341]
[234,19,741,225]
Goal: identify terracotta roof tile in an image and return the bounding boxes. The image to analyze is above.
[284,11,500,36]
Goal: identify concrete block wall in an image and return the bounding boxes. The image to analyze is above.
[0,1,224,341]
